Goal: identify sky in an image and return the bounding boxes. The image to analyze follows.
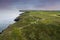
[0,0,60,10]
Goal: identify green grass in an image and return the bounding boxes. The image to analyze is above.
[0,11,60,40]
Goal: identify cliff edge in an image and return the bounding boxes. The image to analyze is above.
[0,11,60,40]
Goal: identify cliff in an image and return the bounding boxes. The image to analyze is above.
[0,11,60,40]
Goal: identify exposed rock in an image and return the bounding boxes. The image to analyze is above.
[14,18,20,21]
[0,30,4,34]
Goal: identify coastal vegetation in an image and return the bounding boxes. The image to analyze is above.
[0,11,60,40]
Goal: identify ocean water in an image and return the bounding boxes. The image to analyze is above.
[0,10,22,32]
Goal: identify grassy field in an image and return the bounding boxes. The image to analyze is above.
[0,11,60,40]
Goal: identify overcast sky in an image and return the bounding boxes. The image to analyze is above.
[0,0,60,10]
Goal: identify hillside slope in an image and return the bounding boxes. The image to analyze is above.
[0,11,60,40]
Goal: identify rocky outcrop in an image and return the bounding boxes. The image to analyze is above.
[14,18,20,21]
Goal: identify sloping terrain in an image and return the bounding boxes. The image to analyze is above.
[0,11,60,40]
